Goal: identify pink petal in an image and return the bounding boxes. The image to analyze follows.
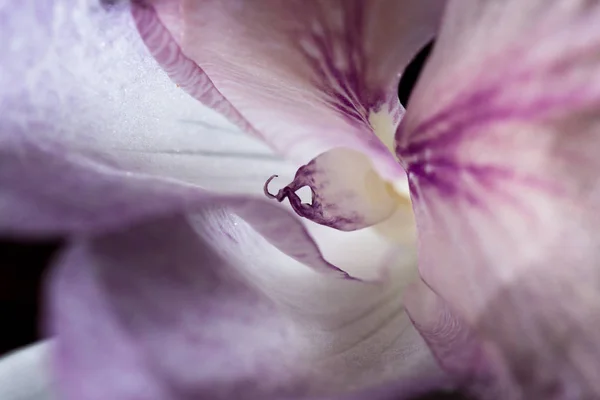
[1,3,454,397]
[1,0,296,197]
[0,0,345,277]
[137,0,443,169]
[0,137,348,277]
[1,0,420,281]
[133,0,445,229]
[399,1,600,397]
[47,215,449,400]
[405,280,503,398]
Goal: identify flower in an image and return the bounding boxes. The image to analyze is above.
[2,0,600,399]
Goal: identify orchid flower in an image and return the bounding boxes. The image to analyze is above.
[2,0,600,399]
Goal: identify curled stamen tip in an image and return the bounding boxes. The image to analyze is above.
[264,175,279,199]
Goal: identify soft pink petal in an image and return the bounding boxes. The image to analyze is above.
[405,280,503,398]
[1,3,454,397]
[47,215,449,400]
[1,0,356,278]
[1,0,423,285]
[399,0,600,397]
[137,0,444,172]
[0,137,350,278]
[1,0,296,197]
[133,0,445,229]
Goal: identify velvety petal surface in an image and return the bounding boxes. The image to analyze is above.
[1,0,296,197]
[405,281,499,398]
[134,0,445,229]
[399,0,600,398]
[0,0,352,278]
[1,0,419,281]
[2,137,357,279]
[48,215,449,400]
[2,2,451,398]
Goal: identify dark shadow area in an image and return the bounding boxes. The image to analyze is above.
[398,41,434,108]
[0,239,61,355]
[411,390,472,400]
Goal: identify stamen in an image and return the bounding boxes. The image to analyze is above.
[263,175,280,199]
[264,174,314,220]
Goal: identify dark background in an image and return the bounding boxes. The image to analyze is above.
[0,239,60,355]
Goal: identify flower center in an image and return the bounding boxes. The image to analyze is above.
[368,107,412,201]
[369,108,397,155]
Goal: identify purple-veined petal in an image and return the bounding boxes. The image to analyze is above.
[398,0,600,397]
[136,0,443,170]
[2,124,451,397]
[1,0,416,276]
[47,215,450,400]
[1,0,296,197]
[1,2,451,398]
[1,0,423,282]
[133,0,445,230]
[0,0,349,278]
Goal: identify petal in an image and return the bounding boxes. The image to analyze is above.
[0,138,348,277]
[304,204,418,281]
[0,0,347,277]
[1,0,295,197]
[136,0,444,173]
[405,280,502,398]
[47,215,449,400]
[1,1,419,278]
[0,342,54,400]
[133,0,445,228]
[399,0,600,397]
